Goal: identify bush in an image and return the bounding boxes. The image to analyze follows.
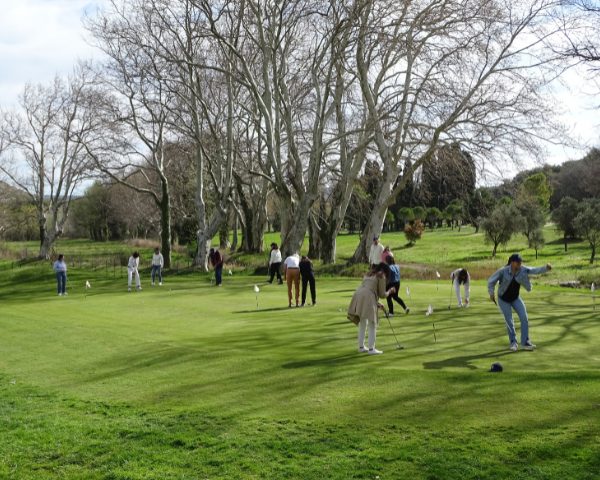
[405,219,425,245]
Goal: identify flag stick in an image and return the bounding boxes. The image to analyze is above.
[256,292,259,310]
[432,314,437,343]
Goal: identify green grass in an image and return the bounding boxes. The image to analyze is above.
[1,266,600,478]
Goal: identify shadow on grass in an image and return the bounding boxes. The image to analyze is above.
[281,353,360,369]
[422,349,518,370]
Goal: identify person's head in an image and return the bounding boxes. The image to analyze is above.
[367,262,391,282]
[384,246,390,252]
[154,247,160,254]
[457,269,469,285]
[373,236,379,245]
[507,253,523,269]
[133,251,140,259]
[270,243,278,250]
[301,255,312,263]
[58,254,64,262]
[385,255,395,266]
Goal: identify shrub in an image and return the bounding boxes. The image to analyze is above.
[405,219,425,245]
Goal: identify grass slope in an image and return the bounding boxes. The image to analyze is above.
[1,272,599,479]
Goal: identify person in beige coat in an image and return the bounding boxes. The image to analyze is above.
[347,263,396,355]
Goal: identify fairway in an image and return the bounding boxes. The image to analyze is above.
[1,274,599,479]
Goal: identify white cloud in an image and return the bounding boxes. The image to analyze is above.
[0,0,106,107]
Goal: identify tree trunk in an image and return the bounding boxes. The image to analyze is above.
[231,208,239,251]
[492,242,498,258]
[308,210,322,260]
[39,230,56,260]
[591,244,596,264]
[158,187,172,269]
[351,202,388,264]
[564,234,568,252]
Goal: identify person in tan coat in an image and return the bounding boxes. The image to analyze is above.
[347,263,396,355]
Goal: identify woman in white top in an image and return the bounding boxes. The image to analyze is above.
[151,247,164,286]
[128,252,143,292]
[268,243,283,284]
[451,268,470,308]
[52,254,68,296]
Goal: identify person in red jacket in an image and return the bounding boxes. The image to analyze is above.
[209,248,223,286]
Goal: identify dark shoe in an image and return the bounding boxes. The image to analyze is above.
[300,303,305,307]
[523,340,537,350]
[278,281,283,285]
[267,280,273,284]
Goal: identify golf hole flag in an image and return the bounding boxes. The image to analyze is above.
[406,286,410,296]
[426,305,436,343]
[436,271,440,278]
[406,285,413,309]
[85,280,91,299]
[254,285,260,310]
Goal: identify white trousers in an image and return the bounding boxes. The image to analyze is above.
[128,268,141,287]
[454,279,468,303]
[358,318,377,349]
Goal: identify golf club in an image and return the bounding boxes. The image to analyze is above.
[383,307,403,350]
[66,275,74,290]
[210,273,214,287]
[447,280,454,309]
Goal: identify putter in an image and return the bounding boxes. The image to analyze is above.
[383,308,403,350]
[447,280,454,309]
[66,275,74,290]
[210,273,214,287]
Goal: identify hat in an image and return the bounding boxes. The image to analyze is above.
[154,247,160,251]
[507,253,523,265]
[209,248,215,254]
[488,363,503,373]
[270,243,277,247]
[373,236,379,241]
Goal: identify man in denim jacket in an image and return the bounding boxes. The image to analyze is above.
[488,253,552,351]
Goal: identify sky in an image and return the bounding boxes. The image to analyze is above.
[0,0,598,180]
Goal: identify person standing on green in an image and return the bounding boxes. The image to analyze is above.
[369,236,384,269]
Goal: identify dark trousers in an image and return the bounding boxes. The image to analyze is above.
[269,262,282,283]
[215,264,223,285]
[56,272,66,294]
[386,281,406,314]
[302,275,316,305]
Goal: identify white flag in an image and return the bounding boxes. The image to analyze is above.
[592,283,596,293]
[86,281,91,288]
[229,270,232,275]
[406,286,410,296]
[254,285,260,293]
[436,271,441,278]
[426,304,433,316]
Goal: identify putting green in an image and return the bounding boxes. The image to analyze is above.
[1,275,599,479]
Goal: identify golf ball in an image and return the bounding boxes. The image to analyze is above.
[339,309,342,312]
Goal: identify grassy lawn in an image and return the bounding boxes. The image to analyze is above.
[1,267,599,478]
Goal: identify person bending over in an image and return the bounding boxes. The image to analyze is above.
[268,243,283,285]
[384,255,409,316]
[53,254,68,296]
[347,262,396,355]
[151,247,164,286]
[209,248,223,286]
[127,252,142,292]
[299,255,316,306]
[451,268,470,308]
[488,253,551,352]
[283,253,301,307]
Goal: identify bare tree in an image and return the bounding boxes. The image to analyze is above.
[350,0,567,263]
[0,69,95,259]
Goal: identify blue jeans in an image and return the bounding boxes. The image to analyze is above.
[498,296,529,345]
[56,272,66,294]
[152,266,162,283]
[215,264,223,285]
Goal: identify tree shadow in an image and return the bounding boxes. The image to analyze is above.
[281,353,361,369]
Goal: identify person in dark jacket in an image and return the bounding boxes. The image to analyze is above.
[299,255,316,306]
[209,248,224,286]
[384,255,409,316]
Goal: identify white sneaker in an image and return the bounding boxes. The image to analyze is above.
[137,287,143,291]
[465,304,470,309]
[63,292,68,296]
[58,293,62,296]
[388,313,395,317]
[509,342,518,351]
[368,348,383,355]
[159,282,162,286]
[457,303,463,308]
[405,308,410,315]
[151,282,155,286]
[358,347,369,354]
[128,287,131,292]
[523,340,536,350]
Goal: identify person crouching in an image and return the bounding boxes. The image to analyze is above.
[347,262,396,355]
[127,251,142,292]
